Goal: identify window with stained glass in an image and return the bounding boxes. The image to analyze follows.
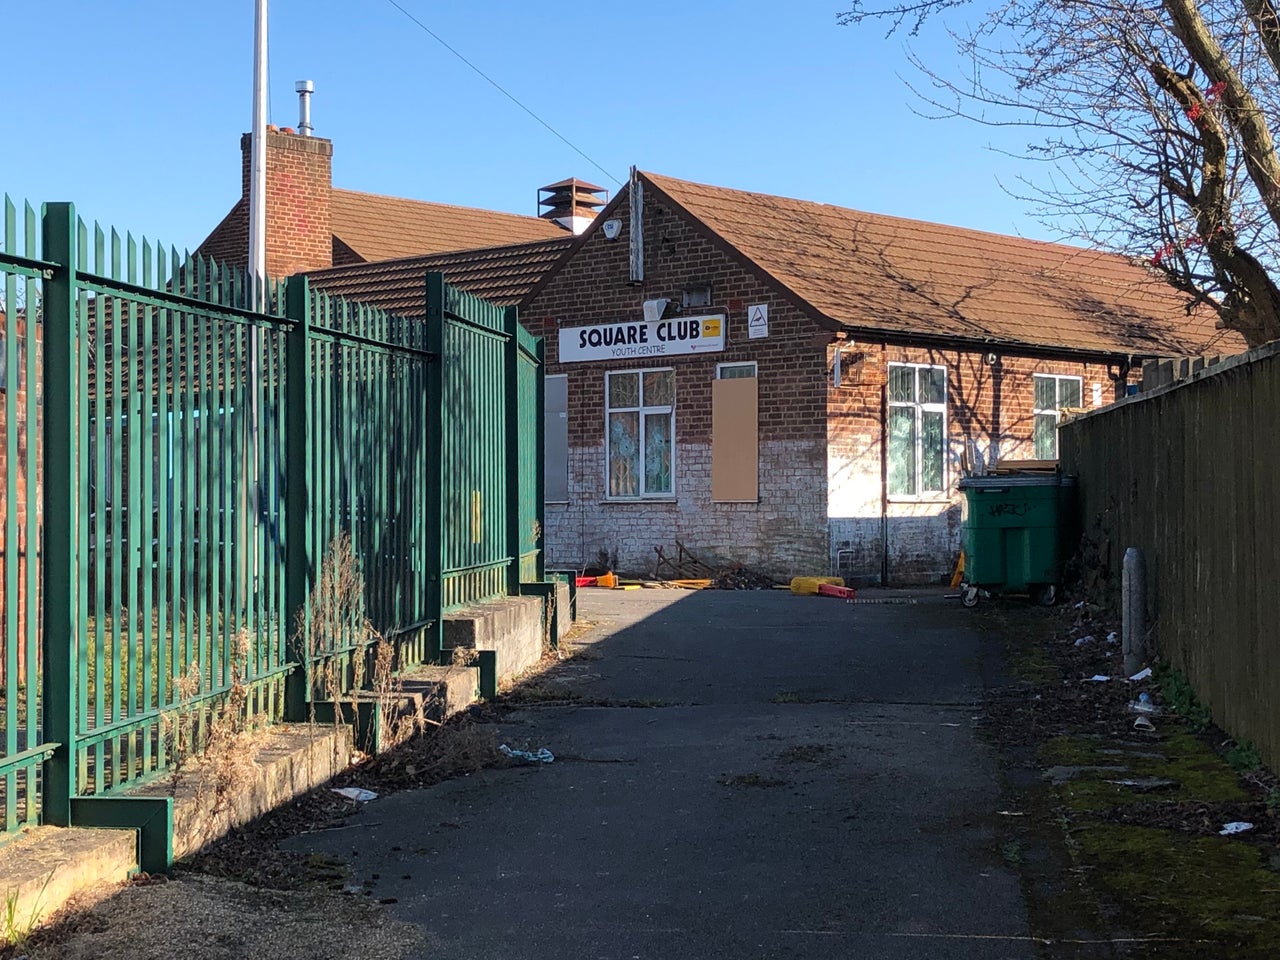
[606,368,674,497]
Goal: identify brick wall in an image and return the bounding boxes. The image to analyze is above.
[827,342,1130,584]
[197,129,334,278]
[524,192,833,579]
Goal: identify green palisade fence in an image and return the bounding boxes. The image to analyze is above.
[0,194,545,845]
[0,198,48,831]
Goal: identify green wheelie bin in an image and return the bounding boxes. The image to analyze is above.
[958,474,1074,607]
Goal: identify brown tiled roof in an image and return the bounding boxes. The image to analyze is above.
[330,188,567,262]
[306,236,575,313]
[642,172,1245,357]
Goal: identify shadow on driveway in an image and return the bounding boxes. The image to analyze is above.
[287,588,1036,960]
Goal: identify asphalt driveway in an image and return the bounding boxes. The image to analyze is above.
[288,587,1034,960]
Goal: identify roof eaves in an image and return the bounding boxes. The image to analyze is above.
[832,319,1176,363]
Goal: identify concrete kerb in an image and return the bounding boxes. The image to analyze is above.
[0,594,556,940]
[443,595,544,685]
[0,826,137,944]
[0,722,355,940]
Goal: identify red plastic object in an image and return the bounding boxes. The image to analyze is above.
[575,576,597,588]
[817,583,857,600]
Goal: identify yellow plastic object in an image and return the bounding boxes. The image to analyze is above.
[596,572,618,589]
[789,576,844,596]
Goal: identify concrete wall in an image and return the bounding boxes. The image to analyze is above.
[1060,343,1280,770]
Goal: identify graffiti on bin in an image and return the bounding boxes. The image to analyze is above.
[988,502,1031,518]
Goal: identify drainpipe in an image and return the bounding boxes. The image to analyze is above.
[880,348,889,586]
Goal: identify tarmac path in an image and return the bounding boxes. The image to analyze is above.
[288,588,1034,960]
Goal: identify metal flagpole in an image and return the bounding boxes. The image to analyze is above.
[245,0,267,627]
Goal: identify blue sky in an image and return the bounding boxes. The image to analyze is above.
[2,0,1045,254]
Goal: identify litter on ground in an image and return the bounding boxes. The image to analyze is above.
[1220,821,1255,836]
[331,787,378,802]
[499,744,555,764]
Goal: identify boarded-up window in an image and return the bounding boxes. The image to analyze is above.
[712,367,758,502]
[544,375,568,502]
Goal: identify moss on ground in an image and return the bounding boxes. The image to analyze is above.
[978,601,1280,955]
[1042,729,1251,812]
[1075,824,1280,958]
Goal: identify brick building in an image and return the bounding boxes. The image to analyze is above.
[200,131,1243,584]
[516,172,1243,584]
[196,126,570,277]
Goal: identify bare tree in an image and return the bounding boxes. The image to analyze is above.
[839,0,1280,346]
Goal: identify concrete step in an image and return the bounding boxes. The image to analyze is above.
[0,825,136,943]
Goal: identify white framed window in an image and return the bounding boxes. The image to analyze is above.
[606,368,674,498]
[1033,374,1082,459]
[716,361,757,380]
[887,363,946,498]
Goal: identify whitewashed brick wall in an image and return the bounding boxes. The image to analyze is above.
[545,440,828,580]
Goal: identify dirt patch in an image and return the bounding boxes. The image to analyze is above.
[189,714,503,889]
[720,773,788,789]
[4,873,420,960]
[776,743,838,766]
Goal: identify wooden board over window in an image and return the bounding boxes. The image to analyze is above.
[712,377,758,501]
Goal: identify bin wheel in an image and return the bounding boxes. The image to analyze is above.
[961,585,980,608]
[1034,584,1058,607]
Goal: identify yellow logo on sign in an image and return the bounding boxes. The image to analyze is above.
[701,318,721,338]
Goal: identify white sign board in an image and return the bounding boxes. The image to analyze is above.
[747,303,769,339]
[558,315,725,363]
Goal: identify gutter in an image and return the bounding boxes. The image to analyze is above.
[834,322,1178,366]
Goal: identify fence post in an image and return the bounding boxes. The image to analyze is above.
[283,276,311,721]
[504,306,521,597]
[534,335,546,582]
[41,202,79,824]
[424,274,446,662]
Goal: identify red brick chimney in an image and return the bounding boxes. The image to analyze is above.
[198,126,334,278]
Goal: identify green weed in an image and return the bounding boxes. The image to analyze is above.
[1156,663,1213,731]
[1225,739,1264,773]
[1,870,52,949]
